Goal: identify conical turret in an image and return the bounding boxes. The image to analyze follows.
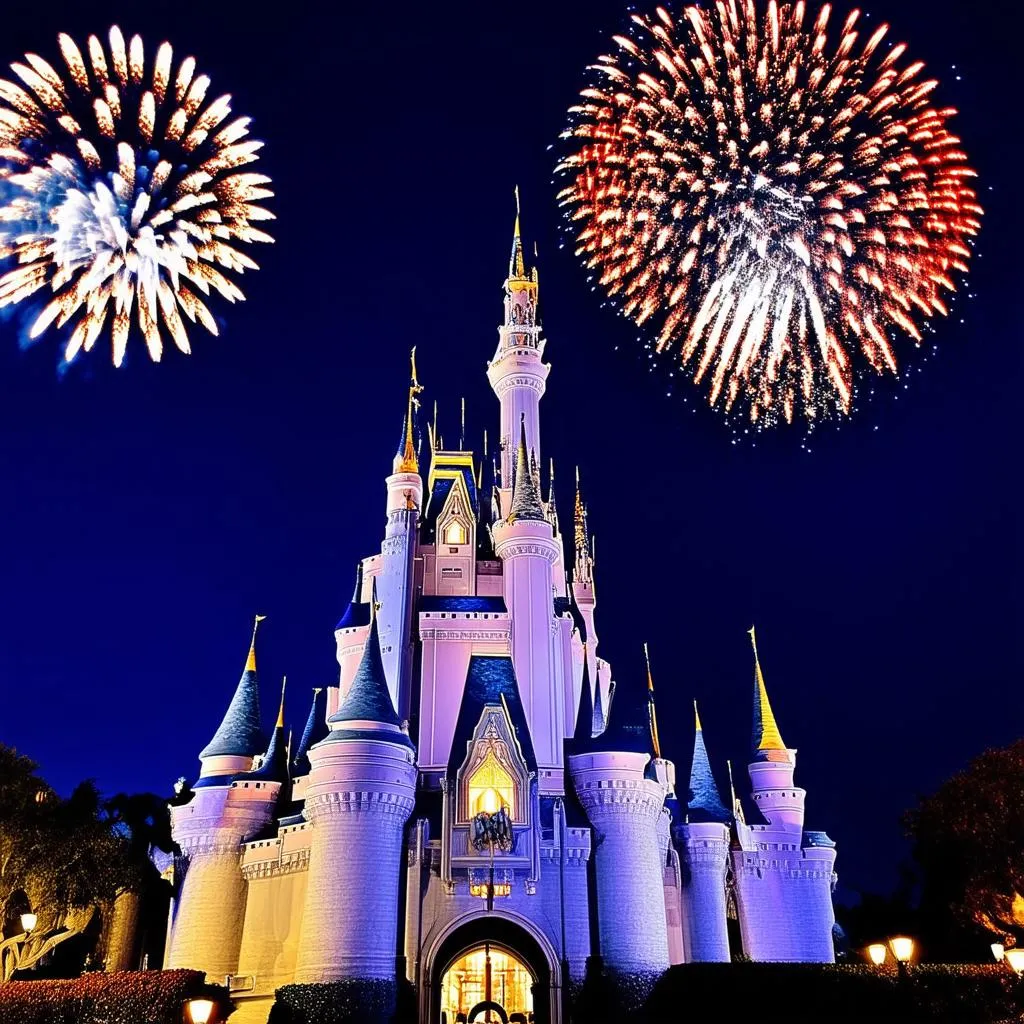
[749,626,786,758]
[293,687,329,777]
[199,616,268,765]
[687,703,730,824]
[508,416,545,522]
[570,646,596,750]
[242,677,289,783]
[335,562,370,630]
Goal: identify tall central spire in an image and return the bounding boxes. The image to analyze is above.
[394,347,423,474]
[510,185,526,281]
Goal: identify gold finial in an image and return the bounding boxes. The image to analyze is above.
[694,700,703,732]
[276,675,287,729]
[246,614,267,672]
[370,578,382,623]
[514,184,521,236]
[644,643,662,759]
[749,625,786,752]
[397,347,424,474]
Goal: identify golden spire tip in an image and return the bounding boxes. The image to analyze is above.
[276,675,287,729]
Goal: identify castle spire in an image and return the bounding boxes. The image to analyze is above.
[573,467,593,582]
[508,415,545,522]
[572,644,595,747]
[547,458,560,535]
[510,184,526,281]
[293,687,329,776]
[748,626,787,756]
[643,643,662,760]
[200,615,268,761]
[592,662,606,735]
[276,675,287,730]
[394,348,423,474]
[687,701,730,823]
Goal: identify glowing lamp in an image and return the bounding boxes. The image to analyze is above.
[20,913,37,934]
[186,998,216,1024]
[481,788,501,815]
[889,936,914,963]
[867,943,887,966]
[1004,949,1024,975]
[991,943,1005,962]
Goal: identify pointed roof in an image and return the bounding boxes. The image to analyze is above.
[394,348,424,475]
[335,562,371,630]
[570,646,596,751]
[547,458,560,536]
[644,643,663,760]
[200,617,268,760]
[510,185,527,281]
[748,626,787,758]
[591,669,649,755]
[687,702,731,824]
[240,678,289,783]
[509,416,546,522]
[566,577,588,641]
[292,687,329,776]
[592,663,606,735]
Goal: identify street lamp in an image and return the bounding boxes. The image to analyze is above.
[867,943,887,966]
[991,943,1005,962]
[185,998,215,1024]
[889,936,914,964]
[19,914,37,935]
[1004,949,1024,975]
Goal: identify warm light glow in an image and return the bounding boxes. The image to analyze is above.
[440,945,534,1024]
[1005,948,1024,975]
[991,943,1005,962]
[20,913,37,934]
[186,998,216,1024]
[444,521,467,546]
[467,750,516,818]
[867,943,887,966]
[469,882,512,899]
[889,936,915,963]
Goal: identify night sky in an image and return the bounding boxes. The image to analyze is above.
[0,0,1019,903]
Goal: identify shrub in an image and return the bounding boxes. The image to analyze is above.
[271,978,397,1024]
[636,962,1024,1023]
[0,969,232,1024]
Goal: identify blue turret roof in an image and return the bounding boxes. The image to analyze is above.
[508,418,545,522]
[199,632,267,760]
[566,582,588,641]
[240,721,289,783]
[592,664,606,735]
[327,594,414,750]
[292,687,329,776]
[591,672,650,755]
[446,654,537,776]
[568,651,596,753]
[335,562,371,630]
[687,705,731,824]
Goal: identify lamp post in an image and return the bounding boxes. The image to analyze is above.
[185,997,216,1024]
[889,936,914,984]
[1004,948,1024,975]
[867,943,887,966]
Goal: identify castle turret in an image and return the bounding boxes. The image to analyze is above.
[294,588,417,996]
[568,676,670,1003]
[571,470,602,706]
[487,194,549,512]
[674,703,731,963]
[167,620,283,978]
[491,417,563,784]
[378,351,424,720]
[731,628,838,962]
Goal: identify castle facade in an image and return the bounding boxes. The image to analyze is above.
[164,208,838,1024]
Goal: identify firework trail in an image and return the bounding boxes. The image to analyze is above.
[0,27,273,366]
[556,1,981,426]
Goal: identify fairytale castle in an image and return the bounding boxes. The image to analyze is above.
[163,208,838,1024]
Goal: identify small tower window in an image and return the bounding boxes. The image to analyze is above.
[467,750,516,818]
[444,521,467,546]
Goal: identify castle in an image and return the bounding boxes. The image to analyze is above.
[163,207,838,1024]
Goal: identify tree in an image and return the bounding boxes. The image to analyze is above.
[0,745,174,981]
[906,739,1024,956]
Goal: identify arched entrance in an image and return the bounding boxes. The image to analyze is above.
[429,916,554,1024]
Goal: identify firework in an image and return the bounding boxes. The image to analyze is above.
[0,27,273,366]
[556,1,981,425]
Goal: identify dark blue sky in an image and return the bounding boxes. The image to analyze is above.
[0,0,1019,900]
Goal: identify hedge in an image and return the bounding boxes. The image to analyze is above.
[636,962,1024,1023]
[270,978,400,1024]
[0,969,233,1024]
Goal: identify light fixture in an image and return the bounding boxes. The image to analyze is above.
[186,998,216,1024]
[889,936,915,963]
[1004,948,1024,975]
[867,943,887,965]
[991,942,1005,962]
[20,913,37,934]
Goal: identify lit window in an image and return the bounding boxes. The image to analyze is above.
[467,750,516,818]
[444,521,467,546]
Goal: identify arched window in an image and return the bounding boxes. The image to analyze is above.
[444,520,467,546]
[467,750,516,818]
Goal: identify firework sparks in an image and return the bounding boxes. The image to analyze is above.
[556,1,982,426]
[0,27,273,366]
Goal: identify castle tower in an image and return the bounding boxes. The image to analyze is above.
[491,418,563,784]
[731,628,838,962]
[571,471,601,702]
[487,195,549,509]
[568,678,670,1002]
[378,351,424,720]
[674,703,731,963]
[167,621,284,978]
[294,591,417,994]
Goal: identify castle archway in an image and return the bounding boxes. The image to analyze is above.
[425,913,558,1024]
